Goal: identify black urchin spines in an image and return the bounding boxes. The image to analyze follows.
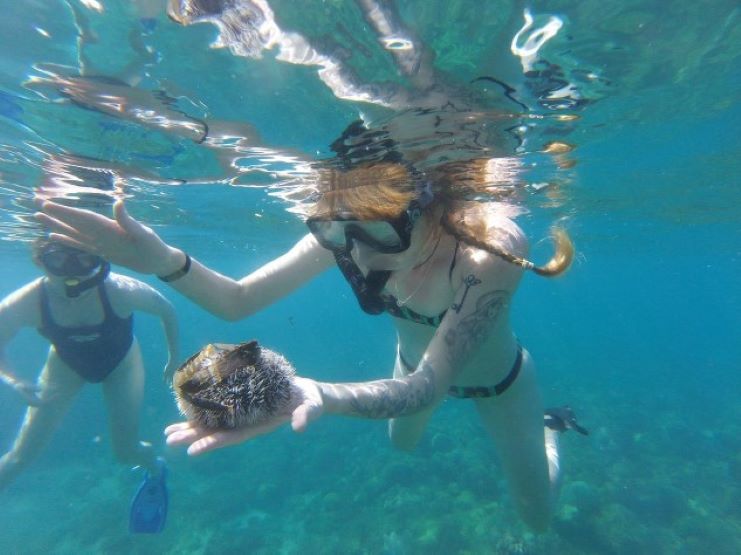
[173,340,296,430]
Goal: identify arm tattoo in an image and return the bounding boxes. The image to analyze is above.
[346,361,437,418]
[444,290,509,363]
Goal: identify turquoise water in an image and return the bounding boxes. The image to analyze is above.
[1,1,739,553]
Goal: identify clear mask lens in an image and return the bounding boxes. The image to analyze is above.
[310,220,404,252]
[41,248,101,277]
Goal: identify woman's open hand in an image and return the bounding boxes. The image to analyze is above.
[36,199,181,276]
[164,376,324,455]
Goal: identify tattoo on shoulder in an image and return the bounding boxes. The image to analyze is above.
[348,362,437,418]
[444,290,510,363]
[451,273,482,314]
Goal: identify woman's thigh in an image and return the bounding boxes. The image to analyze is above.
[474,349,552,530]
[387,351,436,451]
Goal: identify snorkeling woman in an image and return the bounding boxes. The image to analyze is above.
[0,238,179,533]
[38,159,584,531]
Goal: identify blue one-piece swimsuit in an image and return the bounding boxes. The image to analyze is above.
[38,281,134,383]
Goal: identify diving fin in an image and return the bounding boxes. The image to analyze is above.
[544,406,589,436]
[129,459,168,534]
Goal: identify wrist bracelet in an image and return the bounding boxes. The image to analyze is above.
[158,252,191,282]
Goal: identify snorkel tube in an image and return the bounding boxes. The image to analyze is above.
[332,249,390,314]
[63,261,111,298]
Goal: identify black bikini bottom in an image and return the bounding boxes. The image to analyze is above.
[398,344,523,399]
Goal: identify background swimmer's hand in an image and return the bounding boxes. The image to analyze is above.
[35,200,183,276]
[164,376,324,455]
[13,380,45,406]
[163,359,179,385]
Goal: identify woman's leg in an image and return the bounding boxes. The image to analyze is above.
[0,350,84,489]
[474,349,555,532]
[387,351,436,451]
[101,339,157,473]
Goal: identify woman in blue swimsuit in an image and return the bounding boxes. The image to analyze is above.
[0,238,179,491]
[38,156,585,531]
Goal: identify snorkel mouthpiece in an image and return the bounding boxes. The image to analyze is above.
[332,250,390,314]
[64,262,111,297]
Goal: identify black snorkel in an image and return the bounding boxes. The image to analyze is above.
[39,242,110,298]
[63,261,110,298]
[320,179,434,315]
[332,249,390,314]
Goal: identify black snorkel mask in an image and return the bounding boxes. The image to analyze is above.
[307,180,434,314]
[40,244,110,298]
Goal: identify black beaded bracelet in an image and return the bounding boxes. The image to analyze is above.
[158,252,191,282]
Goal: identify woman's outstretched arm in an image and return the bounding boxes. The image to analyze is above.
[37,200,335,320]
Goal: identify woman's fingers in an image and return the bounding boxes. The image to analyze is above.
[164,422,206,446]
[187,422,282,455]
[114,200,144,238]
[36,202,123,252]
[164,421,194,435]
[165,416,290,456]
[187,434,225,456]
[34,212,93,245]
[40,201,116,234]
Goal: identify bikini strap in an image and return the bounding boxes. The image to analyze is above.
[39,280,53,328]
[448,241,460,283]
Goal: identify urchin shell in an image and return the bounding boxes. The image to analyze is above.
[172,340,295,429]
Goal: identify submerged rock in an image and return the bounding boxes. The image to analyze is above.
[173,340,295,429]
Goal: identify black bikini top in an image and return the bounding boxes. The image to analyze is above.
[377,242,460,327]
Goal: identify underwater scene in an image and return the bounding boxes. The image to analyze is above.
[0,1,739,553]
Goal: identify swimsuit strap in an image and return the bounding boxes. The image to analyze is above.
[96,281,116,318]
[447,345,523,398]
[39,280,52,329]
[398,343,523,398]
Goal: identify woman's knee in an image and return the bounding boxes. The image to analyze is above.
[508,475,553,532]
[514,493,553,532]
[388,420,423,452]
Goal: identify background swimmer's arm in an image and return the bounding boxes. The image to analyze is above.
[114,277,181,381]
[0,281,45,403]
[317,251,522,419]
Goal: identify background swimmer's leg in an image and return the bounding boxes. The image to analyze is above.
[355,0,436,89]
[387,352,435,450]
[101,339,157,474]
[65,0,97,76]
[0,351,84,490]
[473,348,553,532]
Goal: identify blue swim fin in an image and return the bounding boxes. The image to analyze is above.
[129,461,168,534]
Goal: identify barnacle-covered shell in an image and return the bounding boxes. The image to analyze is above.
[173,340,295,429]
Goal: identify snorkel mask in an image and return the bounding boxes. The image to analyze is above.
[40,243,110,298]
[306,180,434,314]
[306,180,434,254]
